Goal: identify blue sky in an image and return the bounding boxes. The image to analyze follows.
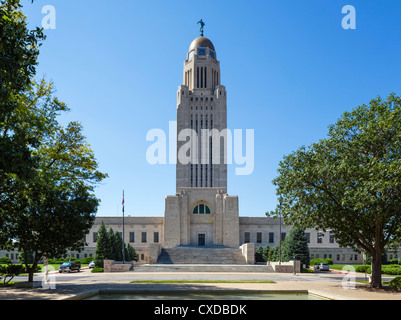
[22,0,401,218]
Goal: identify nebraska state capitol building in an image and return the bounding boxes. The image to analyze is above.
[2,33,373,265]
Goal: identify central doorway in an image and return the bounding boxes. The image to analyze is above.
[198,233,206,246]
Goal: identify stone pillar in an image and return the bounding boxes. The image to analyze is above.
[240,243,255,264]
[164,195,181,248]
[222,195,239,248]
[103,260,114,272]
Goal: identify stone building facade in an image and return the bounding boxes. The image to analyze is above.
[1,34,390,266]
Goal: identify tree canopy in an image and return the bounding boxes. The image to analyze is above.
[270,93,401,288]
[0,1,107,282]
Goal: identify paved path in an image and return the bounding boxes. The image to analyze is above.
[0,269,400,300]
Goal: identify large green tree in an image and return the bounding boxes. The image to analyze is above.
[270,93,401,288]
[282,227,310,268]
[0,0,45,180]
[2,79,107,281]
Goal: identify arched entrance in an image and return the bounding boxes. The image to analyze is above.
[190,202,214,246]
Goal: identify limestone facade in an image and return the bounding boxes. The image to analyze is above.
[0,34,388,267]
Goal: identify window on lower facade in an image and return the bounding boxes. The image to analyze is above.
[269,232,274,243]
[154,232,159,243]
[142,232,147,243]
[129,232,135,242]
[244,232,250,243]
[256,232,262,244]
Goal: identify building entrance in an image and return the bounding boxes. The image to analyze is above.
[198,233,206,246]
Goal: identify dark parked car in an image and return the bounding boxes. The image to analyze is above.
[58,261,81,273]
[314,263,330,272]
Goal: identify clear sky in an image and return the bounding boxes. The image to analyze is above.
[21,0,401,218]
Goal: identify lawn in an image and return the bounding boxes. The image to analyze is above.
[130,280,276,284]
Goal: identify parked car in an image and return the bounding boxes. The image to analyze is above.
[58,261,81,273]
[88,261,95,269]
[314,263,330,271]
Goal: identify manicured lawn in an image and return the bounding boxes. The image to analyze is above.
[130,280,276,284]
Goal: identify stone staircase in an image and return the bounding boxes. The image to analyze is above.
[156,246,247,265]
[131,246,274,272]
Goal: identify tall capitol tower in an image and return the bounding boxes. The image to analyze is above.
[176,32,227,191]
[164,22,239,249]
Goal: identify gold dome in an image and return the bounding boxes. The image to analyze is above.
[189,37,215,52]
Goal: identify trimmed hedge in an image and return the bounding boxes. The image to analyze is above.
[354,264,401,275]
[389,277,401,291]
[309,258,333,266]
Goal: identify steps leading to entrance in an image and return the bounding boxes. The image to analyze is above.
[156,246,247,265]
[132,264,274,272]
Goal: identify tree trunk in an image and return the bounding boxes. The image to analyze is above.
[371,255,382,288]
[28,267,34,283]
[370,221,384,289]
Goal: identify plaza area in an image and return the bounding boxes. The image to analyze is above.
[0,268,400,300]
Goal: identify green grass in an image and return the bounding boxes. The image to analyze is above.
[130,280,276,284]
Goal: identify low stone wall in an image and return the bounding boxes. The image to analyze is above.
[240,243,255,264]
[104,260,133,272]
[270,260,301,273]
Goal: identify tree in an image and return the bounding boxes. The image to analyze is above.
[255,245,264,263]
[282,228,310,268]
[0,264,24,285]
[0,0,45,188]
[94,221,110,268]
[112,230,123,261]
[262,245,271,262]
[270,93,401,288]
[1,2,107,282]
[125,243,138,262]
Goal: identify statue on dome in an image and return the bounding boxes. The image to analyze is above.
[197,19,205,37]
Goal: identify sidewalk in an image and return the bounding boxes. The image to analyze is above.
[0,271,400,300]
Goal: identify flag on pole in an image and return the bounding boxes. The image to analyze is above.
[122,191,125,212]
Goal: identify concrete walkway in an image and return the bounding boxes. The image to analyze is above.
[0,269,400,300]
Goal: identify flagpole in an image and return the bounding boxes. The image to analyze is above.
[122,190,125,264]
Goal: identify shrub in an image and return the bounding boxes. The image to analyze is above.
[309,258,333,266]
[387,259,400,265]
[355,265,371,273]
[0,264,25,285]
[80,257,94,264]
[255,246,264,263]
[382,265,401,275]
[0,257,12,264]
[388,277,401,291]
[91,267,103,273]
[48,258,64,264]
[309,258,326,266]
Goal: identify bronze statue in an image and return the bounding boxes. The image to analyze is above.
[197,19,205,37]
